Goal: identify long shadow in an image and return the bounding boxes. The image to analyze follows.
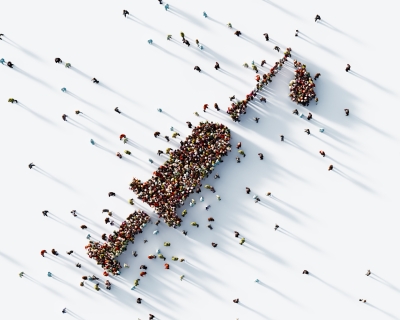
[366,303,398,319]
[70,67,91,80]
[297,33,342,58]
[34,167,76,192]
[24,275,63,297]
[98,82,136,104]
[67,118,106,140]
[279,228,322,252]
[2,37,43,61]
[13,66,53,90]
[258,281,298,305]
[81,113,117,135]
[273,196,313,219]
[263,0,303,21]
[18,103,54,125]
[240,302,271,319]
[126,15,164,36]
[93,143,115,155]
[66,92,104,113]
[241,34,268,51]
[333,168,374,193]
[319,20,363,45]
[350,114,394,140]
[168,7,209,29]
[65,310,85,320]
[370,274,400,294]
[309,274,352,299]
[246,240,288,265]
[350,71,395,95]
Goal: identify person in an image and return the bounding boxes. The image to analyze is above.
[359,299,366,303]
[315,97,319,105]
[165,135,170,142]
[345,64,351,72]
[203,11,207,18]
[274,224,279,231]
[71,210,77,217]
[8,98,18,103]
[41,250,47,257]
[261,60,266,67]
[203,104,208,112]
[94,283,100,291]
[344,108,349,116]
[258,153,263,160]
[319,150,325,157]
[149,314,155,319]
[236,157,241,163]
[214,62,220,70]
[205,205,211,210]
[154,131,160,138]
[114,107,121,114]
[47,272,52,277]
[42,210,48,217]
[366,270,371,276]
[293,109,299,115]
[280,135,284,141]
[314,73,321,80]
[67,250,73,255]
[62,114,68,121]
[227,22,232,28]
[274,46,280,52]
[260,97,266,103]
[105,280,111,290]
[315,14,321,22]
[233,298,239,303]
[137,297,142,304]
[165,4,169,10]
[234,231,240,237]
[304,129,310,135]
[212,242,218,247]
[76,263,81,268]
[80,225,87,229]
[123,10,129,17]
[116,152,122,158]
[62,308,66,314]
[0,58,5,64]
[295,30,299,37]
[214,103,220,111]
[108,192,116,197]
[328,164,333,171]
[167,34,172,40]
[303,270,309,274]
[307,113,312,120]
[234,30,242,36]
[28,162,36,170]
[7,61,14,68]
[55,58,62,63]
[191,222,199,228]
[208,224,213,230]
[65,63,71,68]
[194,66,201,72]
[90,139,95,145]
[186,121,192,129]
[263,33,269,41]
[266,192,271,197]
[91,78,99,84]
[19,272,24,278]
[51,249,59,256]
[246,187,251,194]
[239,238,245,245]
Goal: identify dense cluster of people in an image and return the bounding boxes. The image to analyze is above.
[289,60,317,106]
[85,210,150,274]
[130,122,231,227]
[227,48,294,122]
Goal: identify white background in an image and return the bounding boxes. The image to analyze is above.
[1,0,399,319]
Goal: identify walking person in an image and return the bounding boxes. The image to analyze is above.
[194,66,201,72]
[304,129,310,135]
[55,58,62,63]
[315,14,321,22]
[263,33,269,41]
[319,150,325,157]
[123,10,129,17]
[114,107,121,114]
[42,210,48,217]
[214,103,220,111]
[303,270,309,274]
[214,62,220,70]
[328,164,333,171]
[274,46,280,52]
[314,73,321,80]
[345,64,351,72]
[62,114,68,121]
[280,135,284,141]
[344,108,349,116]
[366,270,371,276]
[274,224,279,231]
[233,298,239,303]
[41,249,47,257]
[91,78,99,84]
[258,153,263,160]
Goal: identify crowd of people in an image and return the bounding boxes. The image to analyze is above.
[289,60,317,106]
[85,122,231,273]
[130,121,231,227]
[226,48,307,122]
[85,210,150,275]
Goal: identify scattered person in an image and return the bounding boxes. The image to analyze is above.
[319,150,325,157]
[345,64,351,72]
[274,224,279,231]
[328,164,333,171]
[303,270,309,274]
[263,33,269,41]
[344,109,349,116]
[304,129,310,135]
[214,62,220,70]
[280,135,284,141]
[366,270,371,276]
[194,66,201,72]
[233,298,239,303]
[114,107,121,114]
[315,14,321,22]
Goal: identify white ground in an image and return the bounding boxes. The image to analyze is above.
[1,0,400,319]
